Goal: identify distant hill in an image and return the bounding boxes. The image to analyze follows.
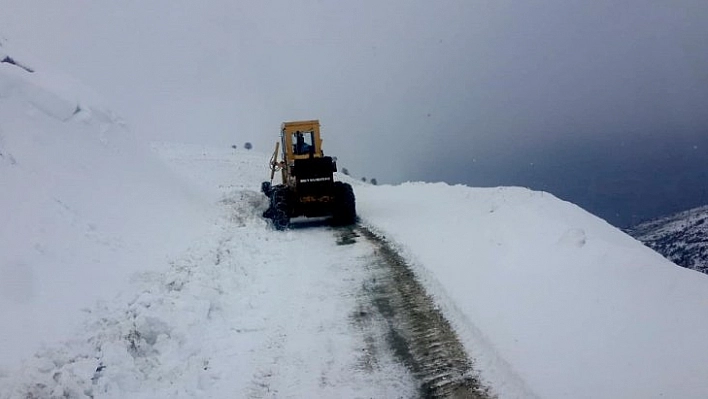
[626,205,708,275]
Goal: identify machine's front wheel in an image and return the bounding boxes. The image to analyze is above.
[271,187,290,230]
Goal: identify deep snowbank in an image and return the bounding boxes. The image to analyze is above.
[357,182,708,398]
[0,50,214,368]
[1,146,417,399]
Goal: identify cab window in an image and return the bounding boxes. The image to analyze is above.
[292,131,314,155]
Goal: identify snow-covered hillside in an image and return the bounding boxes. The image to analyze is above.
[626,205,708,275]
[355,183,708,398]
[0,45,214,369]
[3,42,708,399]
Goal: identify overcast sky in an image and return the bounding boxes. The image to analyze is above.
[3,0,707,226]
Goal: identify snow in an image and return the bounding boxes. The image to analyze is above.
[356,183,708,398]
[1,188,416,398]
[3,40,708,399]
[0,51,214,371]
[1,54,416,397]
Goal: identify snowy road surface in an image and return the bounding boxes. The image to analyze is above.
[2,146,488,398]
[3,189,417,398]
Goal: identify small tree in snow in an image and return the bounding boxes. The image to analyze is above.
[341,168,349,176]
[370,178,378,185]
[244,142,253,150]
[361,177,367,183]
[231,144,237,150]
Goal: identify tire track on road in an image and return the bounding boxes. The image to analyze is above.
[353,226,493,399]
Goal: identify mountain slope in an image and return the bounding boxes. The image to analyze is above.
[0,45,214,368]
[626,205,708,274]
[355,183,708,398]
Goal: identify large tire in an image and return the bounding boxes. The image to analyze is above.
[270,186,290,230]
[332,182,356,226]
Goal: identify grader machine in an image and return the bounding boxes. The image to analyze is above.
[261,120,356,229]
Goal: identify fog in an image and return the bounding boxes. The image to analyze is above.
[3,0,707,226]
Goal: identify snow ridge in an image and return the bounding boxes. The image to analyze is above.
[0,47,214,370]
[355,182,708,398]
[0,45,116,124]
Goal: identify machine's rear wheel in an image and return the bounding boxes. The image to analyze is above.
[332,182,356,226]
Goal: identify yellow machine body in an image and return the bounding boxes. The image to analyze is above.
[262,119,355,229]
[278,120,324,186]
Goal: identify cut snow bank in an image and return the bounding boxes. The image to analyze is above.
[356,182,708,398]
[0,50,214,368]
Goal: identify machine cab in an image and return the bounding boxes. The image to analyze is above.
[281,120,323,161]
[278,119,336,188]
